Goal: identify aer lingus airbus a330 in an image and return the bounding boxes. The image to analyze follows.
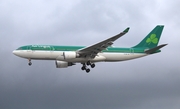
[13,25,167,73]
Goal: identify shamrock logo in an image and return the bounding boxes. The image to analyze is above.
[146,34,158,45]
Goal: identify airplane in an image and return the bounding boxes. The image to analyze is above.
[13,25,167,73]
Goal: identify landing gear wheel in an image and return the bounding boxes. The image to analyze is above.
[91,64,95,68]
[86,68,90,73]
[28,62,32,66]
[28,59,32,66]
[81,66,86,70]
[81,63,91,73]
[87,61,91,66]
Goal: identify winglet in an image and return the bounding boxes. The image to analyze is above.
[123,27,130,33]
[145,44,168,54]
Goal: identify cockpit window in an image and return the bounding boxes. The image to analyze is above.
[17,47,22,50]
[16,46,28,50]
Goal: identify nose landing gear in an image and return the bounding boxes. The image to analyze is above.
[28,59,32,66]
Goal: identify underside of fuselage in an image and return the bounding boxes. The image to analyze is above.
[13,50,147,62]
[13,49,149,73]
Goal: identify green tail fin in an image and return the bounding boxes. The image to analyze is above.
[133,25,164,48]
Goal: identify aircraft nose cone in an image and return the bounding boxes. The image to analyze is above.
[13,50,18,55]
[13,50,25,58]
[13,50,15,54]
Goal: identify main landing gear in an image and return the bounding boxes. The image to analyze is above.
[81,61,95,73]
[28,59,32,66]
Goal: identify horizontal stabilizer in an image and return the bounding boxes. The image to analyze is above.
[145,44,168,54]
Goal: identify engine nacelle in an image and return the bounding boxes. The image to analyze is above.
[55,61,74,68]
[57,51,79,60]
[63,51,77,59]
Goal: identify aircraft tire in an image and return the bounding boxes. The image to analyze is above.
[91,64,95,68]
[86,68,90,73]
[87,61,91,65]
[28,62,32,66]
[81,66,86,70]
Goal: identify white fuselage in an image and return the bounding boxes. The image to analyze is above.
[13,50,148,63]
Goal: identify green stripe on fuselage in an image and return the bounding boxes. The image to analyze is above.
[17,45,150,53]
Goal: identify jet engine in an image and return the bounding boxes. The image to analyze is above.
[63,51,78,59]
[55,61,74,68]
[57,51,79,60]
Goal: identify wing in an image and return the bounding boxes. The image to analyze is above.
[77,27,130,58]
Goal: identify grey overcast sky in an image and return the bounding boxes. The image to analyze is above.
[0,0,180,109]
